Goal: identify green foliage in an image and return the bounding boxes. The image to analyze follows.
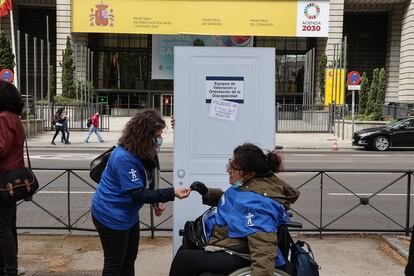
[0,31,15,71]
[358,72,369,115]
[365,68,379,116]
[53,95,80,105]
[372,68,386,120]
[60,37,76,98]
[319,54,327,103]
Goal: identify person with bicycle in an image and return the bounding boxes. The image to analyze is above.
[169,143,300,276]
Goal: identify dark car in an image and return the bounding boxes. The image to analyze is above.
[352,117,414,151]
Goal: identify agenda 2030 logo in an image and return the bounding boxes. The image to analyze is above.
[90,1,114,27]
[304,3,320,20]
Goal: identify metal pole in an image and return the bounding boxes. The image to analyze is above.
[91,50,94,103]
[17,30,20,92]
[342,36,348,140]
[34,37,37,133]
[10,9,18,89]
[74,43,78,101]
[88,48,91,104]
[40,39,44,101]
[47,15,51,107]
[406,173,412,236]
[352,90,355,134]
[25,33,30,138]
[80,46,84,103]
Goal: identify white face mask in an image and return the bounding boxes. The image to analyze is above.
[154,137,163,148]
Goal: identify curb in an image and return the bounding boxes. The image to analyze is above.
[381,235,409,259]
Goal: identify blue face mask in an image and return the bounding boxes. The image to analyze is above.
[154,137,163,148]
[231,179,242,188]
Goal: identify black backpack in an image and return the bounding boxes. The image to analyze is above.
[277,225,320,276]
[89,146,116,183]
[291,240,320,276]
[87,118,93,128]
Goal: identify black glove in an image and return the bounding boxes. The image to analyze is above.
[190,181,208,196]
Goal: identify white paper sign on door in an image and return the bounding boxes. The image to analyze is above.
[208,99,238,121]
[206,76,244,103]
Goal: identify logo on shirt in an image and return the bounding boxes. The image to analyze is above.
[128,168,138,182]
[220,194,225,206]
[246,212,255,227]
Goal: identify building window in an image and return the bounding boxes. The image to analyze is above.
[256,37,315,104]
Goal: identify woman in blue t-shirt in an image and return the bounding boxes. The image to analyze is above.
[91,109,191,275]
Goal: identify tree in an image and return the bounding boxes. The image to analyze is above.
[0,31,15,71]
[319,54,327,103]
[365,68,379,116]
[372,68,386,120]
[60,36,76,98]
[358,72,369,115]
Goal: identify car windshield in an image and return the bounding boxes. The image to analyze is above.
[386,119,406,127]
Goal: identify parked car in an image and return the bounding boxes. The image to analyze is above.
[352,117,414,151]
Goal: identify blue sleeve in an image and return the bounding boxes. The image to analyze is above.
[116,154,145,192]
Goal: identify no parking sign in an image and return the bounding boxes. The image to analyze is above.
[0,69,14,83]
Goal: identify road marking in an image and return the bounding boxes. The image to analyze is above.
[351,155,387,157]
[285,160,353,163]
[293,154,326,157]
[27,153,96,160]
[38,191,95,194]
[329,193,414,196]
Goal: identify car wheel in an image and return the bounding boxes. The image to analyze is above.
[373,136,390,151]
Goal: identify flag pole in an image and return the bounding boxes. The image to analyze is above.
[10,7,18,89]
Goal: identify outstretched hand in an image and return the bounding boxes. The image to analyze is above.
[154,203,165,216]
[190,181,208,196]
[174,187,191,199]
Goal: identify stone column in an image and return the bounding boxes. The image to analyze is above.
[56,0,72,96]
[385,4,403,103]
[398,0,414,103]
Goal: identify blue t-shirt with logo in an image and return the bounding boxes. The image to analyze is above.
[92,146,146,230]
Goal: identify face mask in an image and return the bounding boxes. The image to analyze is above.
[231,179,242,188]
[154,137,163,148]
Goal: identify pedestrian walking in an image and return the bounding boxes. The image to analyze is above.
[84,112,104,143]
[0,80,26,276]
[91,109,191,275]
[51,107,68,145]
[61,110,70,144]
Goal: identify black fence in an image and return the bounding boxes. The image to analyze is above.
[36,104,110,131]
[17,168,414,237]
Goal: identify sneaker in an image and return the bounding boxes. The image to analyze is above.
[51,142,56,145]
[17,266,26,275]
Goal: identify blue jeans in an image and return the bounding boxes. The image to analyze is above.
[84,125,103,143]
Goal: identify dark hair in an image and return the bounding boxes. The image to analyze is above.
[118,109,166,162]
[56,107,64,116]
[0,80,24,115]
[232,143,283,177]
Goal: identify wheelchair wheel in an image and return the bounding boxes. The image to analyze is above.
[228,267,290,276]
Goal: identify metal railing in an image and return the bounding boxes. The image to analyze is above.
[276,104,334,133]
[36,103,110,131]
[17,168,414,237]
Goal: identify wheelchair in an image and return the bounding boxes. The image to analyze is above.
[179,218,303,276]
[227,220,302,276]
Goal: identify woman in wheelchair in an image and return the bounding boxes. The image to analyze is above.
[169,143,300,276]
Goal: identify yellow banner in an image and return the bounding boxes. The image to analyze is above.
[325,69,345,105]
[72,0,299,36]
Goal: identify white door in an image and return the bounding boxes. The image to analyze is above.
[173,47,275,251]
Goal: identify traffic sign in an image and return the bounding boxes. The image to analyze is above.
[347,71,361,85]
[0,69,14,83]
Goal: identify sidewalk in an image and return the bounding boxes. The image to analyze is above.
[18,234,406,276]
[27,117,354,151]
[23,117,409,275]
